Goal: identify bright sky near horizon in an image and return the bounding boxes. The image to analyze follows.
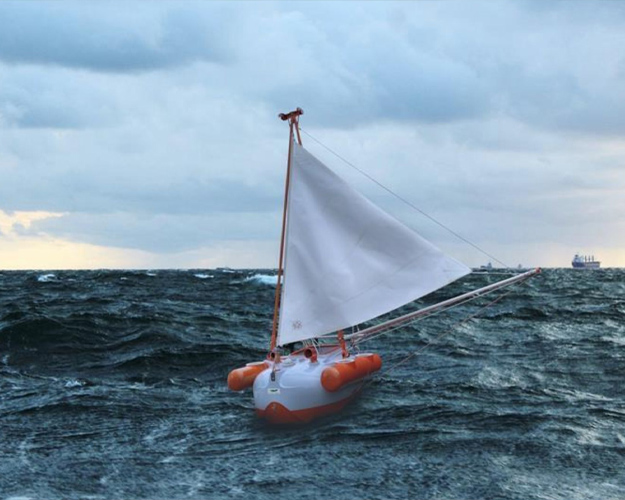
[1,1,624,270]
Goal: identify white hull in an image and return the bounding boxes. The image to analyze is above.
[253,348,372,424]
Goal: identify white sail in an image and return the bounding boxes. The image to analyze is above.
[276,142,471,346]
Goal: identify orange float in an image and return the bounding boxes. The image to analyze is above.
[227,361,270,391]
[320,353,382,392]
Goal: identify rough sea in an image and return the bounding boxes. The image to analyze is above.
[1,268,624,500]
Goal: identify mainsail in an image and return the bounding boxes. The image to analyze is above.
[276,142,471,346]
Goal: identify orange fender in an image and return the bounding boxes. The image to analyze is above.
[321,353,382,392]
[227,361,270,391]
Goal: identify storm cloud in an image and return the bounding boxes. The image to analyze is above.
[1,1,624,268]
[0,2,231,72]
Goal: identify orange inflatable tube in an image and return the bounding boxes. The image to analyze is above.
[321,353,382,392]
[227,361,270,391]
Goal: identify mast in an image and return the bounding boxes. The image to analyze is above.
[270,108,303,351]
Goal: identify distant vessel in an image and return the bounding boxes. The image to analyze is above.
[480,262,493,271]
[572,254,600,269]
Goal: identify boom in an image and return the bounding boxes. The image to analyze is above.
[349,268,541,344]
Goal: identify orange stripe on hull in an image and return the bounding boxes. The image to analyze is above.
[256,391,360,424]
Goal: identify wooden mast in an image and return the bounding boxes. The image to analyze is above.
[270,108,303,351]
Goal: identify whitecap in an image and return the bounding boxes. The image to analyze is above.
[37,273,56,282]
[64,379,86,388]
[475,365,525,390]
[245,274,278,286]
[600,331,625,346]
[194,274,214,279]
[564,424,606,447]
[545,387,613,403]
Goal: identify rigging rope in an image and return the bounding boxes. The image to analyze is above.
[300,128,509,269]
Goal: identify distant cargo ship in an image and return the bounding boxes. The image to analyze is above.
[572,254,601,269]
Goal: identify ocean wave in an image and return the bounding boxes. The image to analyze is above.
[63,378,92,388]
[244,274,277,286]
[474,365,528,390]
[1,268,624,500]
[599,331,625,346]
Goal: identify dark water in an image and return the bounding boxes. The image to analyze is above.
[1,268,624,500]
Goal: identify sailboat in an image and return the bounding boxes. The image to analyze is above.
[227,108,539,424]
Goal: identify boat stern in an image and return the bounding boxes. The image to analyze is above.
[252,351,379,424]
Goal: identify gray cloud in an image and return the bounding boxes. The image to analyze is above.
[241,1,625,133]
[0,154,282,215]
[0,68,119,128]
[0,2,231,73]
[3,1,625,133]
[1,1,625,267]
[25,211,280,253]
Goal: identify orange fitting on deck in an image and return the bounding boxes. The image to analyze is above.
[227,361,270,391]
[268,350,281,363]
[337,329,348,358]
[320,353,382,392]
[304,347,318,363]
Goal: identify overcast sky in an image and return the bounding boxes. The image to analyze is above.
[0,1,624,270]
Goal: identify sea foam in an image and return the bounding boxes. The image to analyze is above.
[245,274,278,286]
